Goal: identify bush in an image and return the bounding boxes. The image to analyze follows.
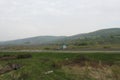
[44,47,50,50]
[17,54,32,59]
[76,42,89,46]
[103,46,111,49]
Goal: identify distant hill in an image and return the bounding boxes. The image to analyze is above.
[0,36,66,46]
[64,28,120,45]
[0,28,120,46]
[71,28,120,39]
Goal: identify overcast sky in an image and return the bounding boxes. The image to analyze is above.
[0,0,120,41]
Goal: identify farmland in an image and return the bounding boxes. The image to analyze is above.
[0,52,120,80]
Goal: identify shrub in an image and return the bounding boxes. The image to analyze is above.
[17,54,32,59]
[103,46,111,49]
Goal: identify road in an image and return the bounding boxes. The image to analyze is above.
[0,50,120,53]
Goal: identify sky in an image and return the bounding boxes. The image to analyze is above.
[0,0,120,41]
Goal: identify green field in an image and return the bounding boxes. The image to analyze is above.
[0,52,120,80]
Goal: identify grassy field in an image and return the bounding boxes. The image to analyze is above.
[0,52,120,80]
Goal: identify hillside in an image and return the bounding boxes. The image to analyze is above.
[71,28,120,39]
[65,28,120,45]
[48,28,120,46]
[0,36,66,46]
[0,28,120,47]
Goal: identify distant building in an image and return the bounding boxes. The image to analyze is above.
[56,44,67,50]
[62,45,67,50]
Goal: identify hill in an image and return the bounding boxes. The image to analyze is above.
[0,28,120,48]
[65,28,120,45]
[0,36,66,46]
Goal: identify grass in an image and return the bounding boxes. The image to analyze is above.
[0,52,120,80]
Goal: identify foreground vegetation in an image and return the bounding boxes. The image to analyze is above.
[0,52,120,80]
